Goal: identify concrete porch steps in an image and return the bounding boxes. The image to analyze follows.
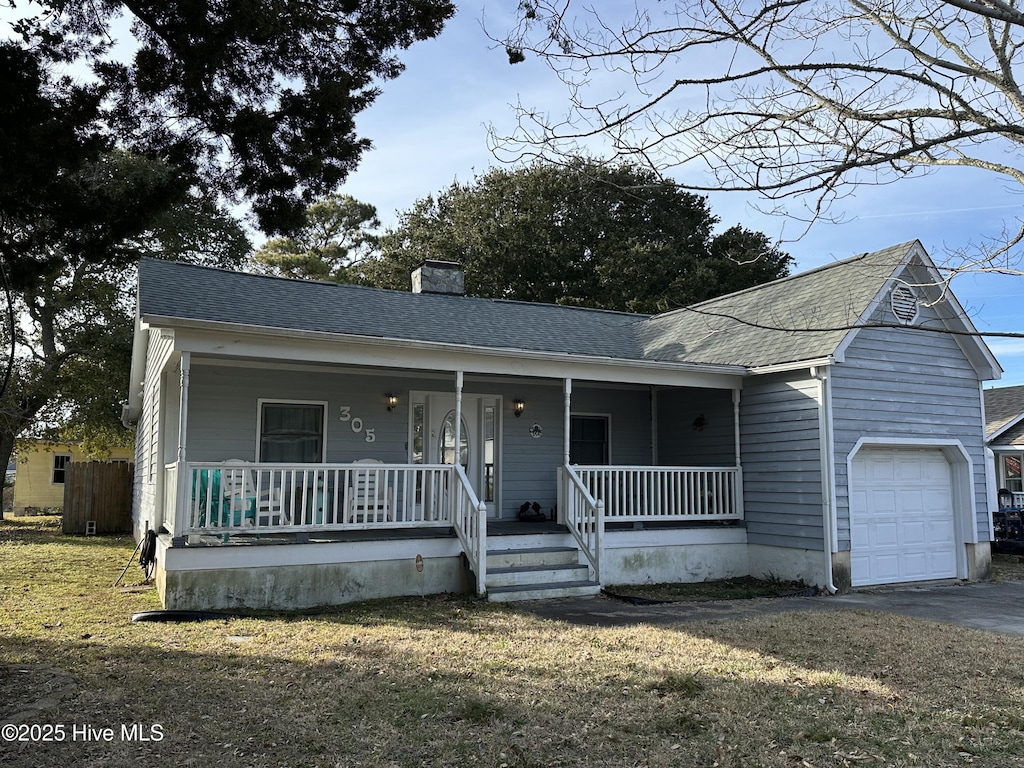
[485,545,600,602]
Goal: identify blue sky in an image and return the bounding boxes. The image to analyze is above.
[339,5,1024,389]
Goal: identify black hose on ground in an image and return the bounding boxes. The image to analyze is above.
[113,535,146,587]
[138,530,158,581]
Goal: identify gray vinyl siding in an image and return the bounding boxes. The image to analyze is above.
[186,365,420,464]
[183,366,661,520]
[133,330,174,534]
[657,388,736,466]
[470,381,654,517]
[492,381,563,518]
[740,372,824,548]
[831,300,988,547]
[573,386,652,465]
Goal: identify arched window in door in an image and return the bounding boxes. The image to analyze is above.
[439,410,469,470]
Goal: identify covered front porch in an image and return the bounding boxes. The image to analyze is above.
[144,328,748,602]
[161,457,743,597]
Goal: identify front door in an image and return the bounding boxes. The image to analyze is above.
[417,393,500,518]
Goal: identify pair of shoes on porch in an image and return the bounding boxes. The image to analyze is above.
[518,501,549,522]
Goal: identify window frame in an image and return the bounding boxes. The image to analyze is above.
[51,454,71,485]
[1001,451,1023,493]
[256,399,328,463]
[569,413,612,465]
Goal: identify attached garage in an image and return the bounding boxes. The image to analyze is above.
[849,447,960,587]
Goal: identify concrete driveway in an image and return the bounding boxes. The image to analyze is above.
[823,580,1024,636]
[524,579,1024,636]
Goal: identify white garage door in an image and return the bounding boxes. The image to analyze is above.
[850,448,958,587]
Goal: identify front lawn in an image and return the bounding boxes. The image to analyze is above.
[2,515,1023,767]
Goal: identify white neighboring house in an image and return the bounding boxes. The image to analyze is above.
[125,241,1001,610]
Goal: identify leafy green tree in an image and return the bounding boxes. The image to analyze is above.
[0,152,251,517]
[364,159,791,313]
[5,0,455,239]
[253,195,380,281]
[0,43,187,288]
[1,0,453,514]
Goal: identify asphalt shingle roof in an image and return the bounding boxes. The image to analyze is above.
[637,241,915,367]
[137,241,918,369]
[985,385,1024,441]
[138,259,653,362]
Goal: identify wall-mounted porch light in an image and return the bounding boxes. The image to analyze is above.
[513,399,525,417]
[386,393,398,411]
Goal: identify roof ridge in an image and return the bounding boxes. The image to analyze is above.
[142,257,376,290]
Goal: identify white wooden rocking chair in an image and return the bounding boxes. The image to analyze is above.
[347,459,393,524]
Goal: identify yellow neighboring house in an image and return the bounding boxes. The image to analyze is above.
[13,441,134,512]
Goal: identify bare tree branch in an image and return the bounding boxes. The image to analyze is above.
[495,0,1024,273]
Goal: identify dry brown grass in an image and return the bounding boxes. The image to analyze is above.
[3,515,1024,767]
[991,553,1024,582]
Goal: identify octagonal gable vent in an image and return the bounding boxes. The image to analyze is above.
[890,284,919,325]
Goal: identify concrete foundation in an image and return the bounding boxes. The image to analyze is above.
[156,535,467,610]
[601,528,748,586]
[831,551,852,592]
[152,529,992,610]
[966,541,992,582]
[748,544,828,590]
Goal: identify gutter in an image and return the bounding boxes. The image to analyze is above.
[812,365,839,594]
[122,316,148,427]
[747,356,835,376]
[140,313,749,379]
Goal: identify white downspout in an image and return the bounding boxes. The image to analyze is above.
[812,366,838,594]
[980,383,996,542]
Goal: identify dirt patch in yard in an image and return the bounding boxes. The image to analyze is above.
[605,575,814,603]
[0,665,77,724]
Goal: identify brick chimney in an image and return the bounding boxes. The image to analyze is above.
[411,260,465,296]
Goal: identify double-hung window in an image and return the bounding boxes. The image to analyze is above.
[569,415,610,465]
[52,454,71,484]
[258,401,326,463]
[1003,454,1023,493]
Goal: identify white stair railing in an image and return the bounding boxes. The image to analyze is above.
[561,465,603,584]
[452,464,488,597]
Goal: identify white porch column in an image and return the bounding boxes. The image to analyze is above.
[650,386,659,464]
[733,387,744,522]
[563,378,572,465]
[177,352,190,463]
[173,352,191,543]
[732,388,741,468]
[454,371,463,467]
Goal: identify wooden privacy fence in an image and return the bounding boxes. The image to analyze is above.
[63,461,133,534]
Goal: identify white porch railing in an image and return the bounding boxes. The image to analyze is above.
[560,465,603,583]
[177,462,456,535]
[452,464,488,597]
[573,465,742,521]
[164,462,178,537]
[166,462,741,593]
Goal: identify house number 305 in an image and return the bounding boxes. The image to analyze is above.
[338,405,376,443]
